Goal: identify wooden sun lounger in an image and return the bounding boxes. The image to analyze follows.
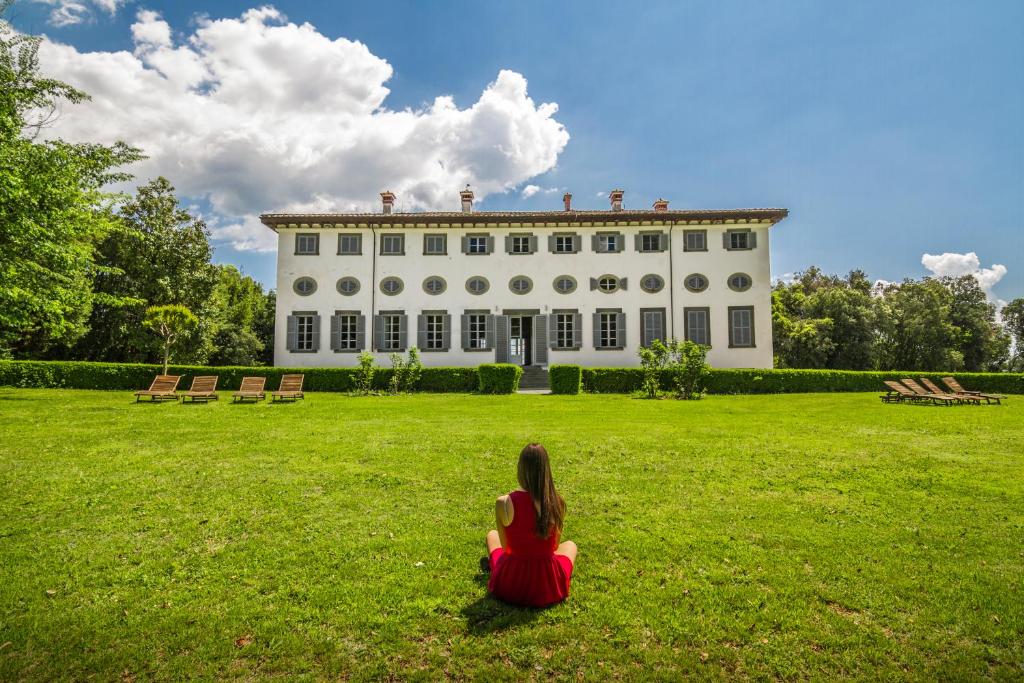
[941,376,1005,404]
[182,375,219,403]
[232,376,266,403]
[920,378,981,405]
[271,374,305,403]
[900,379,959,406]
[134,375,181,402]
[882,380,924,404]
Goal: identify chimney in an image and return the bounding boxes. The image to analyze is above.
[380,190,395,214]
[609,189,624,211]
[563,192,572,211]
[653,198,669,212]
[460,185,474,213]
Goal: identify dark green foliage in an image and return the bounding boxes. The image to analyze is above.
[477,363,522,394]
[580,367,1024,395]
[0,360,477,393]
[549,365,582,394]
[670,340,710,399]
[1004,298,1024,372]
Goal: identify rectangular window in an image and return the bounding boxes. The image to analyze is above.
[641,309,665,347]
[337,233,361,255]
[336,313,358,351]
[423,234,447,255]
[467,235,489,254]
[725,229,754,251]
[425,314,445,350]
[599,312,619,348]
[728,306,755,348]
[510,235,532,254]
[639,232,664,252]
[380,234,404,255]
[684,230,706,252]
[383,314,402,350]
[295,233,319,255]
[598,233,620,253]
[555,312,577,349]
[684,307,710,346]
[467,313,488,349]
[553,234,576,253]
[295,314,315,350]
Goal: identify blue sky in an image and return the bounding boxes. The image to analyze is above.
[12,0,1024,301]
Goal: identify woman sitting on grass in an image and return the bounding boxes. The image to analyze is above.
[485,443,577,607]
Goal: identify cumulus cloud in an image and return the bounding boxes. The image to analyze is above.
[921,252,1007,298]
[520,184,560,199]
[35,7,570,251]
[33,0,125,27]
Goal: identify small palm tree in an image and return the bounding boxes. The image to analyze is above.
[143,304,198,374]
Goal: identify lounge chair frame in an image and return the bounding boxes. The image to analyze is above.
[941,377,1005,404]
[900,379,960,406]
[232,377,266,403]
[271,374,305,403]
[182,375,219,403]
[134,375,181,402]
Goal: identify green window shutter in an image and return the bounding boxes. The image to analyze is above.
[484,314,496,350]
[573,313,583,348]
[533,314,549,365]
[286,315,298,351]
[620,277,628,291]
[486,236,495,254]
[504,235,512,254]
[547,235,556,252]
[616,312,626,348]
[494,316,510,363]
[461,235,469,254]
[723,231,730,249]
[589,277,598,291]
[460,314,470,350]
[591,234,601,252]
[656,311,665,343]
[330,314,341,351]
[750,232,757,249]
[398,314,408,351]
[614,234,624,252]
[658,233,667,252]
[548,314,559,349]
[528,235,538,253]
[592,312,602,348]
[417,314,427,350]
[311,315,321,351]
[442,314,451,351]
[634,233,642,252]
[355,315,366,350]
[572,234,581,253]
[373,315,384,351]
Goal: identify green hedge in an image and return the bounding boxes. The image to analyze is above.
[581,367,1024,394]
[477,364,522,394]
[549,365,582,395]
[0,361,477,393]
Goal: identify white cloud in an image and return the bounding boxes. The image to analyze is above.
[921,251,1007,300]
[520,184,560,199]
[35,7,570,252]
[33,0,125,27]
[208,215,278,253]
[595,191,606,198]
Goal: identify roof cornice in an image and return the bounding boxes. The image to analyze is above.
[260,208,788,230]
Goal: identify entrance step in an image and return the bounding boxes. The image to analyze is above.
[518,366,550,391]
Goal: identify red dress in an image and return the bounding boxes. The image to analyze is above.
[488,490,573,607]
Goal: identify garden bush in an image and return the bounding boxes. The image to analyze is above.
[477,364,523,394]
[0,361,477,393]
[549,365,582,395]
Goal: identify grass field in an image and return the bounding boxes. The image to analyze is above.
[1,389,1022,680]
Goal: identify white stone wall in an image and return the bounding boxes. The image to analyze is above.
[273,220,775,369]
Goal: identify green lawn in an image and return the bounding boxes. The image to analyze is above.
[0,389,1022,681]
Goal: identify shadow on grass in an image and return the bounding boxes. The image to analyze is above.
[461,559,545,634]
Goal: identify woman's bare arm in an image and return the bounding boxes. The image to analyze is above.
[495,494,514,548]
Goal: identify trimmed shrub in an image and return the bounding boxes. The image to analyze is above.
[478,364,523,394]
[549,365,582,395]
[580,367,1024,395]
[0,361,477,393]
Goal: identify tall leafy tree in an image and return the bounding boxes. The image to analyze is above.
[942,275,1009,372]
[72,177,217,363]
[143,304,197,374]
[1001,298,1024,372]
[206,265,271,366]
[876,279,962,371]
[0,7,142,356]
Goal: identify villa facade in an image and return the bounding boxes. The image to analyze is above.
[262,190,787,369]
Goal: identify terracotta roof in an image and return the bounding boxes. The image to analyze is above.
[260,207,788,229]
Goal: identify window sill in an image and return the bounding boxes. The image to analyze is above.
[420,348,450,353]
[375,348,407,353]
[595,346,624,351]
[337,252,362,256]
[462,347,494,352]
[379,253,405,256]
[332,349,362,353]
[683,248,708,253]
[423,252,448,256]
[294,252,319,256]
[728,344,756,349]
[289,349,318,353]
[553,346,582,351]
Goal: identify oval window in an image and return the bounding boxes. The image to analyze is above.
[728,273,752,292]
[684,273,708,293]
[336,277,360,296]
[597,275,619,293]
[422,276,447,295]
[293,277,317,296]
[379,276,404,296]
[640,274,664,293]
[553,275,577,294]
[465,276,490,295]
[509,275,533,295]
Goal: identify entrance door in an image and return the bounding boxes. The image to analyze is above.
[508,316,532,366]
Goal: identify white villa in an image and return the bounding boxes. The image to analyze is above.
[262,189,787,372]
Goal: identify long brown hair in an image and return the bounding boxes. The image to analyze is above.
[517,443,566,538]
